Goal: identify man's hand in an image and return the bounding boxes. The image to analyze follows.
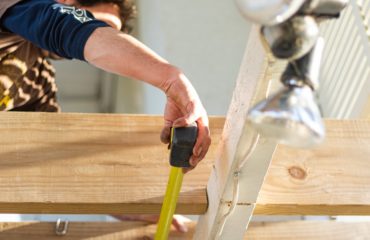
[84,28,211,169]
[159,72,211,172]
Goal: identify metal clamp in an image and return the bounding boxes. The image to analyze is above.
[55,218,69,236]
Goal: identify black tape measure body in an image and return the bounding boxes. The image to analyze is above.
[169,125,198,168]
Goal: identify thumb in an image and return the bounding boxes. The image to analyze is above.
[173,103,198,127]
[160,120,172,144]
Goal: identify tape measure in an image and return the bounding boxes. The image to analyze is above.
[155,124,198,240]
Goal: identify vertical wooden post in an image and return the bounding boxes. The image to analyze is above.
[194,26,282,240]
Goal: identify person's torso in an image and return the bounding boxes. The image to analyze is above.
[0,32,57,111]
[0,0,59,111]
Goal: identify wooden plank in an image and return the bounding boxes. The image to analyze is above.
[1,221,370,239]
[0,113,369,215]
[0,221,192,240]
[246,221,370,239]
[0,112,224,215]
[256,119,370,215]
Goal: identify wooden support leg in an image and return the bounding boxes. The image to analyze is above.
[194,26,284,240]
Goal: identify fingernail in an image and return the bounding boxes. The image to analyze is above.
[190,157,196,167]
[197,147,203,157]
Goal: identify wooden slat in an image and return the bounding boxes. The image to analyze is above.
[0,113,369,215]
[1,221,369,239]
[256,119,370,215]
[0,221,191,240]
[0,112,224,215]
[246,221,370,239]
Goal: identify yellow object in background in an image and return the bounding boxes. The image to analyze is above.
[0,95,11,108]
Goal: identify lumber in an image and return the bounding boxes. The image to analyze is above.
[0,112,224,215]
[0,113,369,215]
[256,119,370,215]
[0,221,191,240]
[246,221,370,240]
[0,221,369,239]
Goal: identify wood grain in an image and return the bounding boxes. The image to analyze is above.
[0,221,192,240]
[0,113,369,215]
[247,221,370,240]
[256,119,370,215]
[0,221,369,240]
[0,112,224,215]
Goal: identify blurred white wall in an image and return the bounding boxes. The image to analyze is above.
[114,0,251,115]
[53,1,251,116]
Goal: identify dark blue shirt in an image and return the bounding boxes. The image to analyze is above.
[1,0,110,60]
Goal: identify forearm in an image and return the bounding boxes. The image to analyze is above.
[84,27,184,93]
[84,25,211,170]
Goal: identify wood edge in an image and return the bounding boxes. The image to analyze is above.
[0,203,207,215]
[2,221,370,239]
[254,204,370,215]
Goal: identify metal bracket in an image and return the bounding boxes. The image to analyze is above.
[55,218,69,236]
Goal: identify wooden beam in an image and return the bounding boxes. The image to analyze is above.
[1,221,370,239]
[0,221,191,240]
[246,221,370,239]
[0,112,224,215]
[194,25,289,239]
[0,112,369,215]
[257,119,370,215]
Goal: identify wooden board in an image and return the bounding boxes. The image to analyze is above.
[0,221,369,239]
[256,119,370,215]
[0,112,369,215]
[0,112,224,215]
[0,221,191,240]
[246,221,370,240]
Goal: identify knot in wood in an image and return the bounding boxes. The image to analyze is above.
[288,166,307,180]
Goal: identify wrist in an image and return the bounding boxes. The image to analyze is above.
[163,70,199,104]
[158,66,182,93]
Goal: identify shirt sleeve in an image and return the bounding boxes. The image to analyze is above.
[0,0,110,60]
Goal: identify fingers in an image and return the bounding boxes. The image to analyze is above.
[172,102,198,128]
[161,98,183,144]
[182,118,211,173]
[172,102,211,172]
[162,94,211,172]
[160,120,172,144]
[189,118,211,169]
[172,215,189,233]
[112,214,190,234]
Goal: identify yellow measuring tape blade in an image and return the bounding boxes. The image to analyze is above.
[155,166,184,240]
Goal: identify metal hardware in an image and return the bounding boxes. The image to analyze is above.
[55,218,69,236]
